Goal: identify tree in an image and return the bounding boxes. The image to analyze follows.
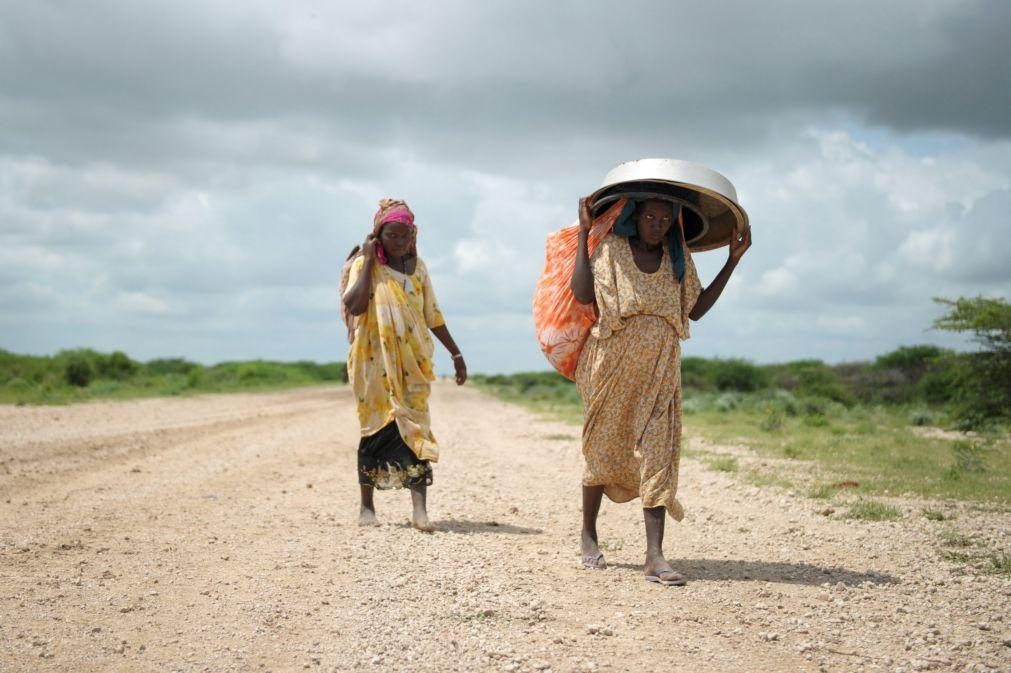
[933,296,1011,425]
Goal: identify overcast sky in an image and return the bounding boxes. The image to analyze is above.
[2,0,1010,374]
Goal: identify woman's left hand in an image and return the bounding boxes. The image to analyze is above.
[453,356,468,386]
[729,224,752,264]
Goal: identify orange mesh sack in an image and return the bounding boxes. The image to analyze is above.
[533,198,628,380]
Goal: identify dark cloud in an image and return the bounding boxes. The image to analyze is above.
[2,0,1008,178]
[1,0,1008,370]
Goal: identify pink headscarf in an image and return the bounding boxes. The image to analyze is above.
[372,198,416,264]
[341,199,419,342]
[373,199,415,231]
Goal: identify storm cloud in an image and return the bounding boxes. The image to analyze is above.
[1,0,1009,371]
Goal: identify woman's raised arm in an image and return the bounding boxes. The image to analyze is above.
[570,197,596,305]
[342,235,378,316]
[689,225,751,320]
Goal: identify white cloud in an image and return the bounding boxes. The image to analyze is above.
[1,2,1009,371]
[116,291,172,315]
[899,228,956,272]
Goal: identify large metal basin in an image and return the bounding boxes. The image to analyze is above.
[589,158,748,252]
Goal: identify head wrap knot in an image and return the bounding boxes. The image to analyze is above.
[373,199,415,232]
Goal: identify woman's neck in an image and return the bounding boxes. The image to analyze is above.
[630,236,663,253]
[387,253,413,272]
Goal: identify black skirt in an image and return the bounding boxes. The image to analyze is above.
[358,422,433,489]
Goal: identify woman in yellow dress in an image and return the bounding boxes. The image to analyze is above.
[342,199,467,532]
[570,196,751,584]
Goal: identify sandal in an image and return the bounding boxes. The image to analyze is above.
[645,569,687,586]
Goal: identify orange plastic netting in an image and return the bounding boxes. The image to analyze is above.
[532,198,628,380]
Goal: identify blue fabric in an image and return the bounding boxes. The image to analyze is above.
[611,199,685,281]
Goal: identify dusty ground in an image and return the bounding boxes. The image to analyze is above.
[1,382,1008,673]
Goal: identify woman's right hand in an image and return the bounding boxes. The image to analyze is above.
[578,196,593,234]
[362,234,378,263]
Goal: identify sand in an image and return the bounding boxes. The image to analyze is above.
[1,382,1008,672]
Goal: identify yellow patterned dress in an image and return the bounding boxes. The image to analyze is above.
[575,233,702,520]
[344,256,445,488]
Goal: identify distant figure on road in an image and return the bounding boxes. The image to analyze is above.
[570,196,751,585]
[341,199,467,532]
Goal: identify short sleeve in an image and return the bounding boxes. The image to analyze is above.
[342,256,365,300]
[420,261,446,329]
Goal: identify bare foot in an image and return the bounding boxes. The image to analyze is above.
[581,529,605,569]
[411,513,435,533]
[358,505,379,527]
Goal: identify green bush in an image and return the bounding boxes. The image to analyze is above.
[5,377,32,393]
[933,296,1011,425]
[145,358,200,376]
[98,351,139,380]
[772,389,800,415]
[909,408,935,426]
[681,357,712,390]
[759,403,784,431]
[874,344,947,377]
[64,356,94,387]
[711,358,768,392]
[186,368,204,388]
[714,393,742,412]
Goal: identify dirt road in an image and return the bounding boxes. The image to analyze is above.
[1,383,1008,672]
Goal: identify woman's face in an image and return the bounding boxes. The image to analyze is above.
[634,200,676,246]
[379,222,414,258]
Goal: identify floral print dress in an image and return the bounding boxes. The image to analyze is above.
[575,233,702,520]
[344,256,445,488]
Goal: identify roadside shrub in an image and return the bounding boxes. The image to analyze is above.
[909,408,934,426]
[949,440,987,475]
[771,360,853,405]
[801,396,828,416]
[772,389,799,416]
[933,296,1011,425]
[919,359,961,405]
[97,351,139,380]
[145,358,199,376]
[186,368,204,388]
[682,397,706,414]
[711,358,768,392]
[714,393,741,412]
[64,356,94,387]
[803,413,830,427]
[680,357,712,390]
[759,403,784,431]
[874,344,947,378]
[5,377,32,393]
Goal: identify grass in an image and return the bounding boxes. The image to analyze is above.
[740,469,796,491]
[939,529,974,547]
[937,537,1011,578]
[989,553,1011,577]
[706,456,739,472]
[473,372,1011,505]
[0,349,346,405]
[808,484,838,500]
[922,509,950,521]
[939,550,975,564]
[844,499,903,521]
[683,398,1011,504]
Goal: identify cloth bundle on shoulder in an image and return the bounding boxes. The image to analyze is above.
[532,198,628,380]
